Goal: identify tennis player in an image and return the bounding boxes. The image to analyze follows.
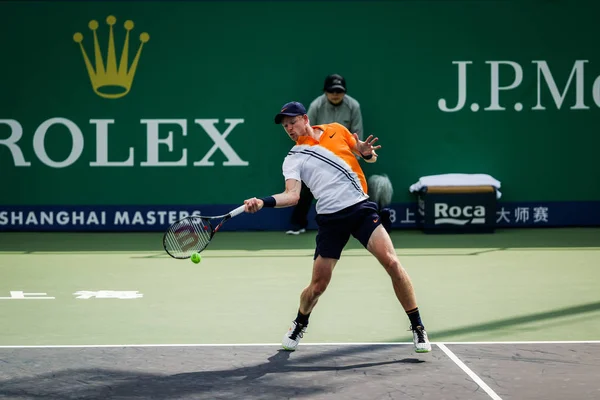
[243,101,431,353]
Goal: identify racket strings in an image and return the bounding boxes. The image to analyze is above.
[164,217,212,258]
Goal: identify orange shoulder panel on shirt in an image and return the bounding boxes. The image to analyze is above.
[296,135,318,146]
[308,124,368,194]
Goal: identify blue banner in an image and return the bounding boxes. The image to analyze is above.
[391,201,600,229]
[1,201,599,232]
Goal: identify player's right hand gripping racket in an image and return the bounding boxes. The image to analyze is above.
[163,205,246,259]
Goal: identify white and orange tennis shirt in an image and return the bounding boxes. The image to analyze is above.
[282,123,369,215]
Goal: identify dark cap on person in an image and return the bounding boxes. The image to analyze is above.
[274,101,307,124]
[324,74,347,93]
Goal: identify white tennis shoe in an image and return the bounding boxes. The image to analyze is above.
[282,321,306,351]
[411,325,432,353]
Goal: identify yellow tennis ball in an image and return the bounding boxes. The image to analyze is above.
[190,252,201,264]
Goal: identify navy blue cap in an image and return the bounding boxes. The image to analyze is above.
[274,101,307,124]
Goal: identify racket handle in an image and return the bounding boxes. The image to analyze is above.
[229,204,246,218]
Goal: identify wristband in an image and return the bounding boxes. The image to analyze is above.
[260,196,276,208]
[361,153,373,160]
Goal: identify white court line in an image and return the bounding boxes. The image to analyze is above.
[437,340,600,345]
[438,343,502,400]
[0,340,599,349]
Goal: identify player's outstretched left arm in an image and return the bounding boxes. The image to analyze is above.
[244,179,302,213]
[352,133,381,163]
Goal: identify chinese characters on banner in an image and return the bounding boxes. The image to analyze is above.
[496,206,549,225]
[392,204,550,227]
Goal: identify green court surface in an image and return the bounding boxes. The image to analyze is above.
[1,228,599,346]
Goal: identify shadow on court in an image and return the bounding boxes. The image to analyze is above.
[388,300,600,342]
[1,228,600,253]
[2,343,598,400]
[0,346,435,400]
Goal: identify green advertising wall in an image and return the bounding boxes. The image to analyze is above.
[1,0,599,206]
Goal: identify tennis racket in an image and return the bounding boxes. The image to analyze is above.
[163,205,246,259]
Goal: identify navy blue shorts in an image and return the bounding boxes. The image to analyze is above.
[314,200,382,260]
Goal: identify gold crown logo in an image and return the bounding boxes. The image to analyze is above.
[73,16,150,99]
